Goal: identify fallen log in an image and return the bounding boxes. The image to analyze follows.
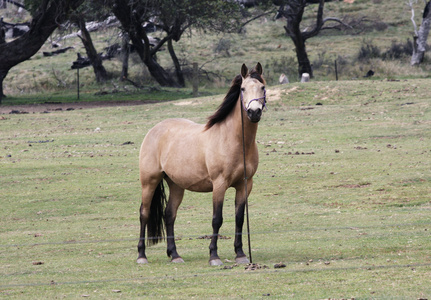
[43,46,74,57]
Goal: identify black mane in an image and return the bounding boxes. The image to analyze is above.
[205,70,264,130]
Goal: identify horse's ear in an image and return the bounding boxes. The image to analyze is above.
[241,64,248,78]
[255,62,263,75]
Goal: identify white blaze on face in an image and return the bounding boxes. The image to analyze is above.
[242,78,265,112]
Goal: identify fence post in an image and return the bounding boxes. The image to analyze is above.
[334,59,338,81]
[77,68,80,100]
[193,62,198,97]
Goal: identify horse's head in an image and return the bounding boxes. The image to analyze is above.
[240,63,266,123]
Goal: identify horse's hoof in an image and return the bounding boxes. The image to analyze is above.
[171,257,185,263]
[209,258,223,266]
[137,257,149,264]
[235,256,250,264]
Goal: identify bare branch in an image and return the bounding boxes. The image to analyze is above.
[150,34,171,56]
[303,0,325,39]
[407,0,419,36]
[322,17,353,29]
[239,10,277,32]
[5,0,25,9]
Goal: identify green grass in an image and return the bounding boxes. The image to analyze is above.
[1,79,430,298]
[1,1,431,298]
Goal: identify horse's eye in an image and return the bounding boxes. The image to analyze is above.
[261,86,265,90]
[241,88,245,92]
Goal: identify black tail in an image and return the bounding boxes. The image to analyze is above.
[147,180,167,246]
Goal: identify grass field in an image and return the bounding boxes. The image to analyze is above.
[1,1,431,298]
[1,78,430,298]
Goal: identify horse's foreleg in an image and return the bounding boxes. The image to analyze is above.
[209,188,225,266]
[234,201,248,262]
[165,179,185,263]
[233,181,252,264]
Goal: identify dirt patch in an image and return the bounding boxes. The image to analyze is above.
[266,88,282,102]
[173,100,202,106]
[0,100,152,114]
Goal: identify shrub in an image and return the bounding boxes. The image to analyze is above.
[357,40,381,61]
[382,39,413,60]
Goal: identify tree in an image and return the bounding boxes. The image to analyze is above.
[158,1,242,87]
[109,0,178,87]
[107,0,242,88]
[275,0,345,78]
[0,0,84,104]
[409,0,431,65]
[120,31,130,81]
[70,2,111,82]
[77,18,108,82]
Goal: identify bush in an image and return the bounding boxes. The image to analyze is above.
[357,39,414,62]
[382,39,413,60]
[357,40,381,61]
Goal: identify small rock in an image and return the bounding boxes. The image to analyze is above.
[301,73,310,83]
[279,73,289,84]
[274,262,286,268]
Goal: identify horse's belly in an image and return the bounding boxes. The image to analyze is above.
[166,171,213,192]
[186,179,213,193]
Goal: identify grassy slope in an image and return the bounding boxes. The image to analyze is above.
[1,79,430,298]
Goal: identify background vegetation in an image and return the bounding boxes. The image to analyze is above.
[1,0,431,104]
[1,0,430,298]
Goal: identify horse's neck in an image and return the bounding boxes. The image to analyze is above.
[228,99,258,148]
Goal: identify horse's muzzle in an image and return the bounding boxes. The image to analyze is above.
[247,108,262,123]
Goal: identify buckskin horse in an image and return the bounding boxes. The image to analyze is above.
[137,63,266,266]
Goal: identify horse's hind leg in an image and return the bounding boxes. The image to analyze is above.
[165,178,185,263]
[137,200,150,264]
[137,182,160,264]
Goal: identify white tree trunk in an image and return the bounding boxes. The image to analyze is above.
[411,1,431,65]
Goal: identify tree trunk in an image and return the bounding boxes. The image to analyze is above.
[411,1,431,65]
[145,55,179,87]
[0,0,84,104]
[292,36,313,78]
[0,70,8,103]
[120,32,129,81]
[112,0,179,87]
[283,0,314,78]
[168,39,185,87]
[78,18,108,82]
[0,19,5,45]
[280,0,334,78]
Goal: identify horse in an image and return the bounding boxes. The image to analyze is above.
[137,63,266,266]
